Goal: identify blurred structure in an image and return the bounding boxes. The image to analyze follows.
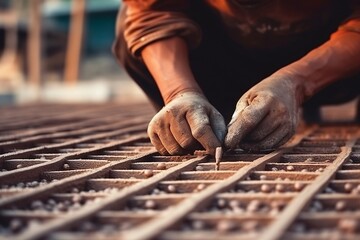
[0,0,24,105]
[0,0,147,106]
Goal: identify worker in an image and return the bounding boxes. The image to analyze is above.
[113,1,360,155]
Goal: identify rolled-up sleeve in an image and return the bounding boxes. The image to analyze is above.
[117,0,202,57]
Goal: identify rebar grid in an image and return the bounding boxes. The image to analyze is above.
[0,103,360,240]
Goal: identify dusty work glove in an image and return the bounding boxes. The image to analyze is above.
[225,74,304,151]
[148,92,227,155]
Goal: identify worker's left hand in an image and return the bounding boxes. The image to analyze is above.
[225,74,304,151]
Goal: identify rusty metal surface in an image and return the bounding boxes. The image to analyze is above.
[0,103,360,240]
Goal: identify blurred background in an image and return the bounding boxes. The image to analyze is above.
[0,0,147,106]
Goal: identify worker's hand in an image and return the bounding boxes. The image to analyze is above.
[148,92,227,155]
[225,74,304,151]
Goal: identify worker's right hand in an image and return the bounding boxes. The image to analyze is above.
[148,92,227,155]
[224,74,303,151]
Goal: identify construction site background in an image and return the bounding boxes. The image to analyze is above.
[0,0,147,106]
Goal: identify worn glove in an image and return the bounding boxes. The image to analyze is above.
[148,92,227,155]
[225,74,304,151]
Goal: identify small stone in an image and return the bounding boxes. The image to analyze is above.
[191,220,205,230]
[195,165,204,171]
[102,224,117,234]
[64,200,72,207]
[271,167,278,171]
[28,220,40,229]
[351,187,360,195]
[312,201,323,211]
[63,163,70,170]
[57,202,67,212]
[196,183,206,191]
[30,181,39,187]
[31,200,43,210]
[156,163,166,170]
[16,164,23,169]
[48,199,56,206]
[144,200,156,210]
[335,201,346,211]
[261,184,271,193]
[167,185,176,193]
[72,194,82,203]
[305,157,313,163]
[236,187,245,193]
[44,203,53,211]
[338,218,358,233]
[242,220,258,232]
[294,182,304,191]
[291,223,306,233]
[301,169,308,172]
[269,208,280,216]
[143,170,154,178]
[71,202,81,210]
[316,167,324,172]
[120,222,133,230]
[259,175,267,180]
[271,200,286,211]
[324,187,334,193]
[108,188,118,194]
[286,165,295,171]
[216,199,227,208]
[275,184,284,192]
[229,200,240,210]
[81,222,95,232]
[152,188,161,195]
[217,220,236,233]
[247,200,260,213]
[232,206,245,214]
[17,182,25,188]
[344,183,354,193]
[10,219,22,233]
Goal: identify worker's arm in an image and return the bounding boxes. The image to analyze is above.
[143,37,226,155]
[119,1,226,155]
[225,16,360,150]
[142,37,201,104]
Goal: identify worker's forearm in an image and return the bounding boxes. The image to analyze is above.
[141,37,202,104]
[276,31,360,103]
